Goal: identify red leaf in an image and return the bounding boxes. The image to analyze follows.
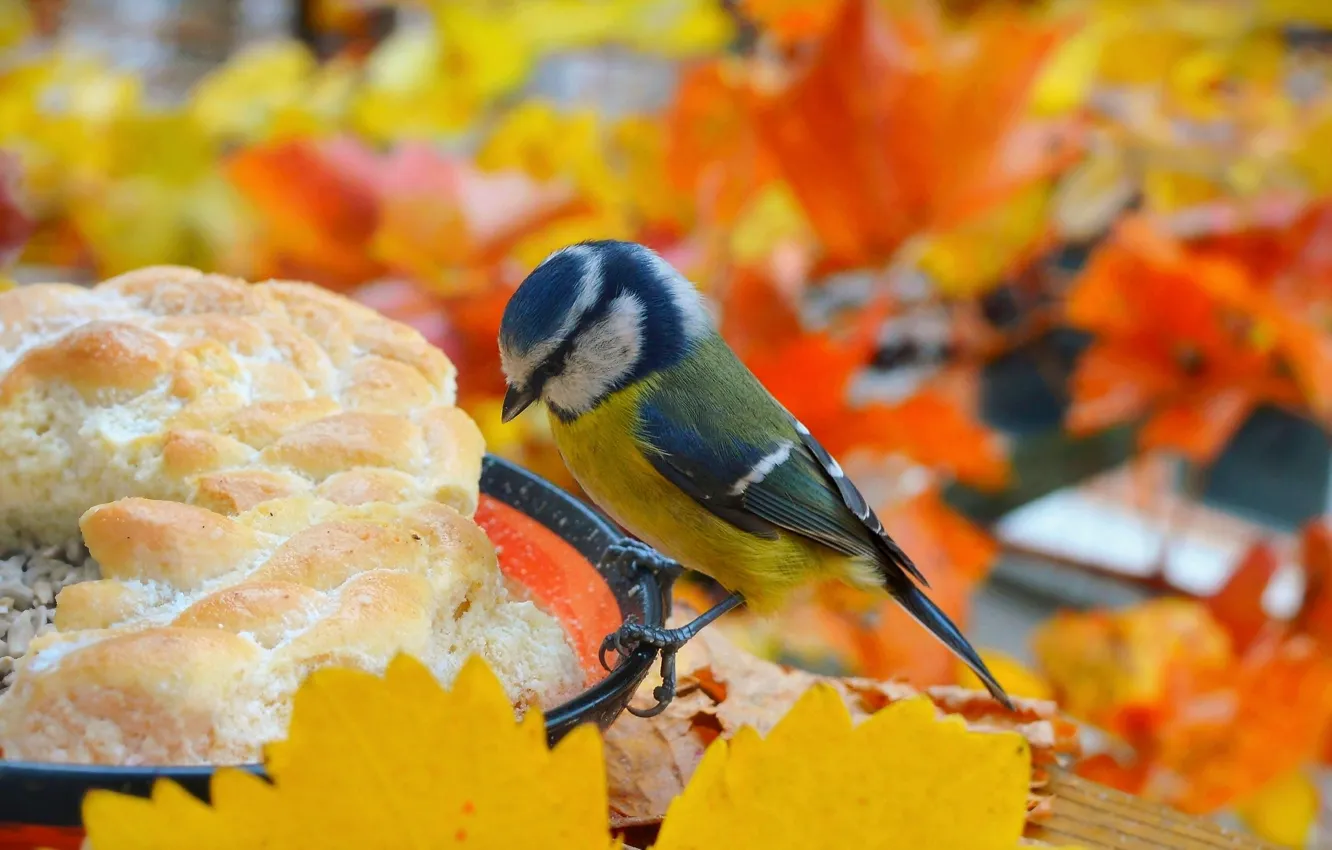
[1296,521,1332,648]
[841,391,1009,490]
[1206,540,1280,655]
[226,139,383,289]
[1138,388,1257,463]
[1065,341,1178,434]
[0,152,35,269]
[751,0,1075,269]
[665,63,774,226]
[1074,753,1150,796]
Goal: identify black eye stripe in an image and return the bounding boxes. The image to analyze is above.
[531,329,579,387]
[532,288,619,384]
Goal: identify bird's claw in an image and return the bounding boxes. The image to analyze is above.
[603,539,684,583]
[603,538,683,619]
[598,621,693,718]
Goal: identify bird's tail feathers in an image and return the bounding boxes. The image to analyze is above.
[888,576,1014,710]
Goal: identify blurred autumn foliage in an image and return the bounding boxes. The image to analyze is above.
[1036,521,1332,822]
[5,0,1332,838]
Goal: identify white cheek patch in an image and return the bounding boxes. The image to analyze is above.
[501,245,604,388]
[544,292,645,415]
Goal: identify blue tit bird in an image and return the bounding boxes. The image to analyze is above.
[498,240,1012,715]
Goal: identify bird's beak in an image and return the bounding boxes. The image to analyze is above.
[501,384,538,423]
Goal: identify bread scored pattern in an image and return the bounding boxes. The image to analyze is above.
[0,267,585,765]
[0,267,481,543]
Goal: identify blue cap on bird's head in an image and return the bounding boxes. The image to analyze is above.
[498,240,712,423]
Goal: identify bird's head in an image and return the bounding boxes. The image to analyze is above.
[498,240,713,423]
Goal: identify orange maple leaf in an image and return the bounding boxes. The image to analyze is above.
[1293,521,1332,649]
[1042,518,1332,812]
[321,139,589,296]
[230,138,587,295]
[664,62,777,228]
[1204,540,1281,656]
[1148,634,1332,815]
[226,139,384,289]
[1065,217,1314,462]
[1073,753,1150,797]
[0,151,34,269]
[748,0,1078,270]
[722,268,1008,489]
[737,0,846,44]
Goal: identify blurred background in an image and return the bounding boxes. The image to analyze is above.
[2,0,1332,844]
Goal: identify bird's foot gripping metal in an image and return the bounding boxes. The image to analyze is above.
[604,538,683,585]
[600,592,745,719]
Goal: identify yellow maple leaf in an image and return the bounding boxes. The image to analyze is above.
[955,649,1054,702]
[1028,15,1103,117]
[0,53,144,206]
[82,655,618,850]
[608,115,693,228]
[1235,769,1319,848]
[189,41,323,142]
[429,0,732,58]
[729,181,814,268]
[1292,110,1332,196]
[0,0,31,52]
[919,182,1052,298]
[351,5,536,142]
[604,0,734,56]
[476,101,620,205]
[651,688,1034,850]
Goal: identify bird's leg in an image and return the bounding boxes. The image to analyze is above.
[601,592,746,718]
[602,538,684,617]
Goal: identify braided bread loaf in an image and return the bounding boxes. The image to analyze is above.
[0,267,585,765]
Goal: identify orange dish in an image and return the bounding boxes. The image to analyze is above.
[475,495,622,683]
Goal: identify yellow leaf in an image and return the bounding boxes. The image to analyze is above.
[1235,769,1319,848]
[920,182,1052,297]
[477,102,618,202]
[352,4,538,142]
[1142,166,1223,214]
[651,689,1033,850]
[729,181,814,267]
[350,29,475,141]
[438,0,732,58]
[0,277,15,292]
[1254,0,1332,28]
[429,1,539,101]
[613,0,734,56]
[955,650,1053,702]
[83,655,618,850]
[609,115,692,227]
[0,0,31,51]
[1293,111,1332,196]
[1029,19,1103,117]
[188,41,321,141]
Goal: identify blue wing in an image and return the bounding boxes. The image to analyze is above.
[632,364,1010,705]
[636,395,926,587]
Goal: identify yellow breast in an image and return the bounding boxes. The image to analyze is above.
[545,385,837,613]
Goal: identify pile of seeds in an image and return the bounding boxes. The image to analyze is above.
[0,539,100,692]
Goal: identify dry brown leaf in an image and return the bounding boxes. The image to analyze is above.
[605,607,1080,827]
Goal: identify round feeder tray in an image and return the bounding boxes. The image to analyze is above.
[0,454,667,831]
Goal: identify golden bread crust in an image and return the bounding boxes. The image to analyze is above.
[0,267,475,543]
[0,268,584,765]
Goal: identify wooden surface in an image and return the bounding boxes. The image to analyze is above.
[1028,770,1281,849]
